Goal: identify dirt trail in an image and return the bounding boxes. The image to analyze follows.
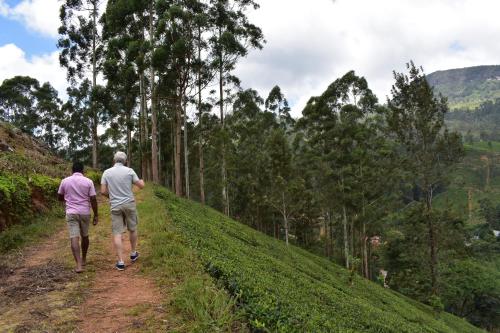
[78,232,165,333]
[0,196,167,333]
[0,226,77,332]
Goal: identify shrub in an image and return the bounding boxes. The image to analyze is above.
[85,170,102,184]
[0,173,60,231]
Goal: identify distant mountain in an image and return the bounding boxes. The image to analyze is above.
[427,65,500,110]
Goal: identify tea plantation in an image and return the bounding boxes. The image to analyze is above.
[154,187,483,333]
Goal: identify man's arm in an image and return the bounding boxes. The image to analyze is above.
[134,179,145,189]
[90,195,98,225]
[57,180,65,202]
[131,169,145,190]
[101,184,109,198]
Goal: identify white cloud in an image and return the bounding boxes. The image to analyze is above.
[1,0,60,38]
[0,43,67,97]
[236,0,500,116]
[0,0,9,16]
[3,0,500,118]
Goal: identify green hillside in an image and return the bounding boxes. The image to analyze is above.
[435,141,500,220]
[427,65,500,109]
[153,187,483,332]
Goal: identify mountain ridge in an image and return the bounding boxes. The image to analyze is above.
[427,65,500,109]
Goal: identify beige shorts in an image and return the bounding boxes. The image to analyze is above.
[111,202,138,235]
[66,214,90,238]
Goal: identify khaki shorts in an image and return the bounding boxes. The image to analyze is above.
[111,202,138,235]
[66,214,90,238]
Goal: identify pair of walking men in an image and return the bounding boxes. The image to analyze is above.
[57,152,144,273]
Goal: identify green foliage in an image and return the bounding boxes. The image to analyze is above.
[154,186,482,332]
[0,173,32,228]
[85,170,102,184]
[441,259,500,330]
[0,172,61,232]
[29,174,60,196]
[427,295,444,313]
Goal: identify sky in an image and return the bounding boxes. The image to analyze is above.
[1,0,500,117]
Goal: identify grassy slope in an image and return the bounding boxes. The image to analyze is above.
[152,187,482,332]
[139,186,247,332]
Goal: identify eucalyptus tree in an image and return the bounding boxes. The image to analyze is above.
[193,3,216,204]
[225,89,274,231]
[300,71,380,269]
[265,85,293,129]
[208,0,264,215]
[61,80,93,156]
[385,62,464,295]
[35,82,65,150]
[0,76,40,135]
[0,76,64,149]
[58,0,105,168]
[102,36,139,164]
[104,0,156,179]
[153,0,199,195]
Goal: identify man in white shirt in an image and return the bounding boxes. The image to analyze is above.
[101,152,145,271]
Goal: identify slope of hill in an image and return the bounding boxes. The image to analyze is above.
[0,121,99,249]
[153,187,483,332]
[427,65,500,109]
[435,140,500,220]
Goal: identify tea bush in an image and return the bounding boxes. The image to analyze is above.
[154,187,483,333]
[85,170,102,184]
[0,173,60,231]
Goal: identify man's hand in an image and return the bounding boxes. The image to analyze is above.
[93,215,98,226]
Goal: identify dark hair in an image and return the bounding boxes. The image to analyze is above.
[72,161,84,174]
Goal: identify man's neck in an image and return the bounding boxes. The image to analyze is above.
[114,162,124,167]
[73,172,83,176]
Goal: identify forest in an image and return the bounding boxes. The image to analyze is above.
[0,0,499,331]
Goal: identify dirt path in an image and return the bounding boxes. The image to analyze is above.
[0,226,79,332]
[78,232,166,333]
[0,195,168,333]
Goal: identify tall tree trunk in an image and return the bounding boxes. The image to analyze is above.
[139,72,147,179]
[126,110,132,165]
[350,218,354,261]
[171,118,176,192]
[343,204,350,269]
[425,186,439,295]
[183,100,190,198]
[485,157,490,189]
[282,191,289,246]
[219,28,229,215]
[149,2,159,183]
[150,86,158,183]
[91,0,98,168]
[362,222,369,279]
[197,26,205,204]
[175,98,183,196]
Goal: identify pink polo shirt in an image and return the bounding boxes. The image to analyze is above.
[58,173,96,215]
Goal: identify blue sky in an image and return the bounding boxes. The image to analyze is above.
[0,17,57,56]
[2,0,500,115]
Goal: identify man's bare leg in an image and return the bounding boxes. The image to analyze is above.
[113,233,124,263]
[81,236,89,265]
[70,237,83,272]
[129,230,138,254]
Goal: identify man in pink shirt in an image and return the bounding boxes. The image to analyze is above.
[58,162,98,273]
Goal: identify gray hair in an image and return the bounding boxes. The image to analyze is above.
[114,151,127,164]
